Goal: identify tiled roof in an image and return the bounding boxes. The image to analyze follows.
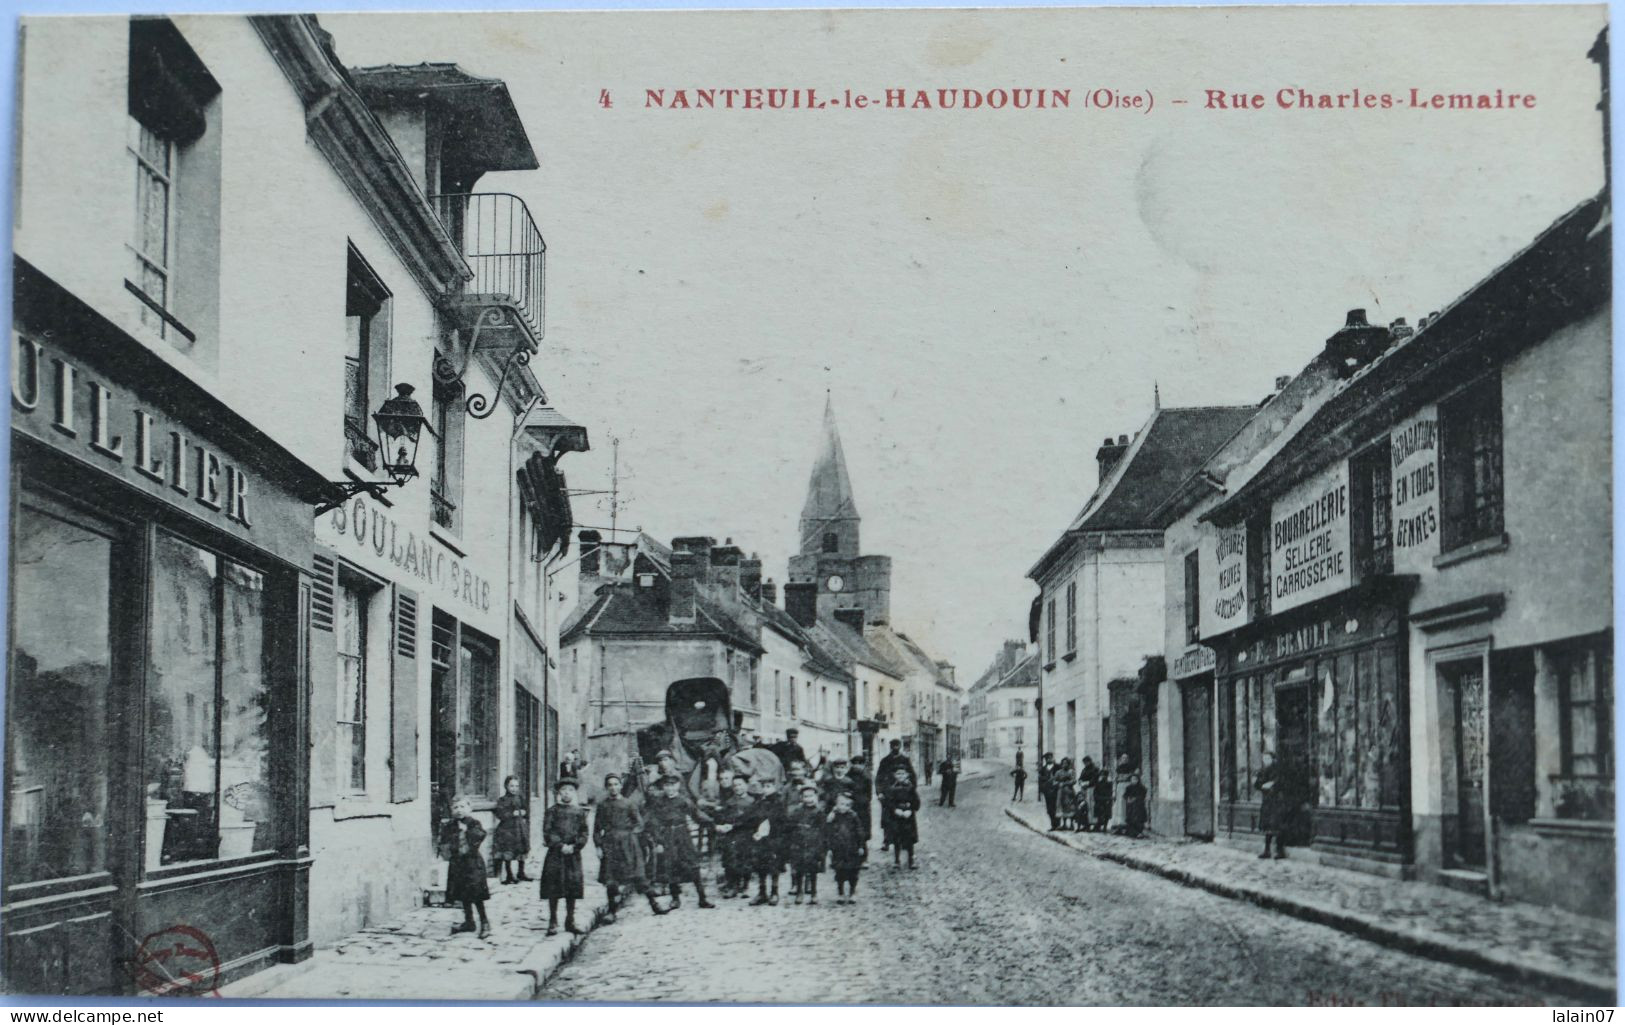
[559,579,762,653]
[1073,406,1257,532]
[758,603,855,684]
[808,620,908,680]
[993,653,1040,691]
[1029,404,1255,580]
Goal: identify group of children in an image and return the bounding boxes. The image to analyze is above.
[1044,756,1149,836]
[435,751,929,939]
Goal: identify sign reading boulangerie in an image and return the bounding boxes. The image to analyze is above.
[1390,405,1440,572]
[1270,461,1351,613]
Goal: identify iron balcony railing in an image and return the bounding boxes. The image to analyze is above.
[432,192,547,338]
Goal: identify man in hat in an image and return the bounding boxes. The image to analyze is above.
[937,757,959,808]
[774,729,810,771]
[1037,752,1060,829]
[876,740,914,849]
[645,773,717,910]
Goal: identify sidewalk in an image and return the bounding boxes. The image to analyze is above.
[1005,801,1616,1001]
[222,852,609,1000]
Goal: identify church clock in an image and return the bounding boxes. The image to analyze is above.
[826,574,845,593]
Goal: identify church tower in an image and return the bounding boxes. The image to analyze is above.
[788,397,891,624]
[799,395,861,558]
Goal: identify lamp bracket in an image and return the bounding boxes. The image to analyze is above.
[315,477,399,518]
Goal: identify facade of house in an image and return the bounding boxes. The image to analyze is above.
[1187,195,1612,913]
[1028,405,1255,778]
[966,641,1039,762]
[6,14,587,992]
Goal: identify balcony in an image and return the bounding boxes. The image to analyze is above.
[432,192,547,342]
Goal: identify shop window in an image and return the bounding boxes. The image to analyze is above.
[6,497,117,886]
[335,577,375,793]
[1555,639,1613,820]
[1352,440,1394,577]
[457,634,500,799]
[1064,580,1078,656]
[344,247,392,471]
[1045,598,1057,664]
[126,18,221,348]
[514,685,541,801]
[430,376,464,534]
[1440,377,1504,552]
[146,532,272,868]
[1183,550,1200,644]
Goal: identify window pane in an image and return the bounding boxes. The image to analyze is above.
[220,562,272,855]
[458,642,498,798]
[148,534,220,867]
[7,503,114,885]
[336,587,366,792]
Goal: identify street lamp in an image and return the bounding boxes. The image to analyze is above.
[373,384,430,485]
[315,383,431,515]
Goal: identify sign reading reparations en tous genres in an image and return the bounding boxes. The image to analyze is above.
[1390,405,1440,572]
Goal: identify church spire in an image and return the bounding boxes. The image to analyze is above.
[799,395,860,556]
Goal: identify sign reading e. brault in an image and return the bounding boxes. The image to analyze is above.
[1269,461,1351,614]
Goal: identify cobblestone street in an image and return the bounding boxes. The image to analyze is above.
[539,775,1571,1005]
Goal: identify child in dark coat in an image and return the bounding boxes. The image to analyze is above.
[644,774,716,911]
[492,775,531,884]
[824,791,866,904]
[1122,773,1148,838]
[881,771,921,869]
[437,794,491,938]
[740,776,784,905]
[712,775,754,897]
[784,784,828,904]
[592,774,665,921]
[539,778,589,935]
[1092,769,1114,832]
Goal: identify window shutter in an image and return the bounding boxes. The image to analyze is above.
[390,587,421,803]
[308,549,340,807]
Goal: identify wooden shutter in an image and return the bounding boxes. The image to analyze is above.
[390,586,420,803]
[308,549,339,807]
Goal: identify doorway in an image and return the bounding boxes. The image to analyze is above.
[1181,679,1214,838]
[1442,659,1487,867]
[1275,683,1313,845]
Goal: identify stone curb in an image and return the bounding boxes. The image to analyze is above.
[514,887,612,997]
[1004,807,1616,1003]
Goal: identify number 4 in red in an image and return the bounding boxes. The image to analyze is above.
[599,90,612,108]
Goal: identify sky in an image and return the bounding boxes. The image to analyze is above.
[326,4,1607,680]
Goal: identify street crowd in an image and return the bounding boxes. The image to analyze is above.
[1023,751,1149,837]
[434,733,956,940]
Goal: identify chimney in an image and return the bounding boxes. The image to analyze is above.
[1389,318,1414,341]
[1096,436,1127,481]
[670,536,715,588]
[784,581,817,627]
[740,554,763,601]
[577,529,604,603]
[1274,375,1292,391]
[833,607,866,632]
[1324,308,1393,379]
[1003,638,1026,672]
[669,550,698,624]
[762,578,778,606]
[710,539,743,597]
[1590,27,1610,190]
[936,661,956,688]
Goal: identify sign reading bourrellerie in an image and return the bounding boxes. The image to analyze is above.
[1269,461,1351,614]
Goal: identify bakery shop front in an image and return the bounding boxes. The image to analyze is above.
[5,264,332,994]
[1204,457,1418,874]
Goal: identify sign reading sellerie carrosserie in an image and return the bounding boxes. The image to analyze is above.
[1390,405,1440,571]
[1269,461,1351,613]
